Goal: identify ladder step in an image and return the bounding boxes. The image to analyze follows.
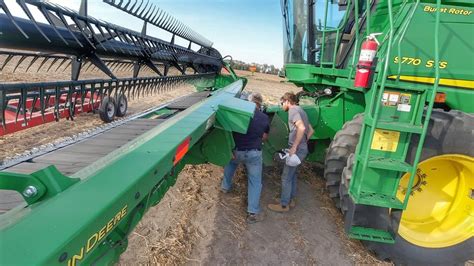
[349,226,395,244]
[355,190,404,209]
[367,156,412,172]
[364,117,423,134]
[377,121,423,134]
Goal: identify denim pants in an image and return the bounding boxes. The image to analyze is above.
[280,148,308,206]
[222,150,263,214]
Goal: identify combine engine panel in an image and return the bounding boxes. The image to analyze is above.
[269,0,473,264]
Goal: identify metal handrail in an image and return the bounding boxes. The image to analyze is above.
[401,0,442,207]
[354,0,396,196]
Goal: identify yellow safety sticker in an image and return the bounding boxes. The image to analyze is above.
[371,129,400,152]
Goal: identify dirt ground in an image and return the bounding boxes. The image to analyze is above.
[1,69,384,265]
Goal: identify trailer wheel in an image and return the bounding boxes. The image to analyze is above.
[324,114,362,208]
[99,96,116,123]
[340,110,474,265]
[115,94,128,117]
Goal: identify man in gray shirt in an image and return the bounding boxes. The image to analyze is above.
[268,92,314,212]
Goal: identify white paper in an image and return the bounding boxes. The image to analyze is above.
[397,104,411,112]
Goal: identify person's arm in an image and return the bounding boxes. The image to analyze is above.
[262,133,269,142]
[307,123,314,141]
[289,119,306,155]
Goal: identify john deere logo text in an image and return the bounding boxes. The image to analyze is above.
[67,205,128,266]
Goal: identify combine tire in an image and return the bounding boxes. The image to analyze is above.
[324,114,363,207]
[339,110,474,265]
[99,96,116,122]
[115,94,128,117]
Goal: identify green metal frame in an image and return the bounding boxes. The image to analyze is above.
[280,0,473,242]
[0,75,253,265]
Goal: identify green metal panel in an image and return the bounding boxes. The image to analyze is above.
[201,128,235,166]
[265,90,365,163]
[141,108,178,119]
[262,114,289,166]
[215,98,255,134]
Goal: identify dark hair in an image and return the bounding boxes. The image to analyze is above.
[280,92,298,104]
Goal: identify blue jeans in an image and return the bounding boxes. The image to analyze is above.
[281,148,308,206]
[222,150,263,214]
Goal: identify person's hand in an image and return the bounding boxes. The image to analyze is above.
[231,151,236,160]
[289,146,297,156]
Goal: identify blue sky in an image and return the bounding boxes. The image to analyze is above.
[4,0,284,68]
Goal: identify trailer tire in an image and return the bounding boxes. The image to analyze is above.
[340,110,474,265]
[115,94,128,117]
[324,114,363,207]
[99,96,116,123]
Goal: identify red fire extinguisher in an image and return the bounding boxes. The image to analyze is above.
[354,33,381,88]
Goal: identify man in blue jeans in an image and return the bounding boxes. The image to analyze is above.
[268,92,314,212]
[221,92,269,224]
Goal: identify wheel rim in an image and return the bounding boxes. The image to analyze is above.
[397,154,474,248]
[107,102,115,117]
[119,97,126,113]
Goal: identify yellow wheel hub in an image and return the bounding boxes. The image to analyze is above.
[397,154,474,248]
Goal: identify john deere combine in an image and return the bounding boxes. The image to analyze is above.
[269,0,473,264]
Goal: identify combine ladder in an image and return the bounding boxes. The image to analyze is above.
[346,0,442,243]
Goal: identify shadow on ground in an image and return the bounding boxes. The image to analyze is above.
[202,163,382,265]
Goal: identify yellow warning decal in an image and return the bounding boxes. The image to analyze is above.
[387,75,474,90]
[371,129,400,152]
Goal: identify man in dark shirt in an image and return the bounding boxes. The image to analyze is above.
[222,92,270,224]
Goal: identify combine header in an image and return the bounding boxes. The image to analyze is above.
[0,0,250,264]
[0,0,222,135]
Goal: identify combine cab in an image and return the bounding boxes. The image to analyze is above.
[269,0,473,264]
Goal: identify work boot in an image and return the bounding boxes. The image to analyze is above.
[246,212,263,224]
[290,199,296,208]
[267,203,289,213]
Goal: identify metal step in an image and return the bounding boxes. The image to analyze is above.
[367,156,412,172]
[377,121,423,134]
[349,226,395,244]
[354,191,404,209]
[364,117,423,134]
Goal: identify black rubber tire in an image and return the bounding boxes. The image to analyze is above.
[115,94,128,117]
[98,96,116,123]
[324,114,363,207]
[340,110,474,265]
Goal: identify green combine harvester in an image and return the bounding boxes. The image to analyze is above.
[0,0,472,265]
[268,0,472,264]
